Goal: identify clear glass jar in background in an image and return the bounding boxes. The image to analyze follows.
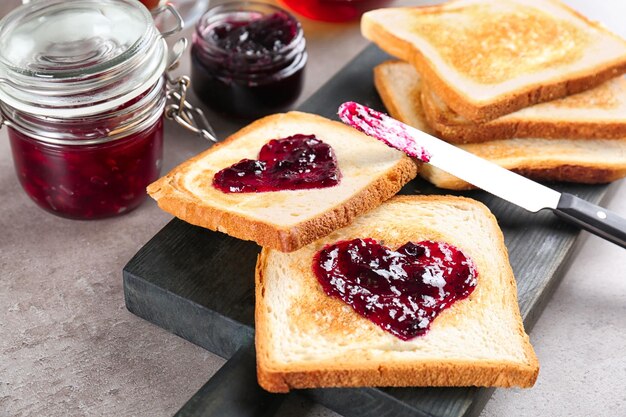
[0,1,22,19]
[279,0,394,22]
[139,0,210,27]
[0,0,208,219]
[190,2,307,119]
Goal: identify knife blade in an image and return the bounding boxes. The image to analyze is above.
[338,101,626,249]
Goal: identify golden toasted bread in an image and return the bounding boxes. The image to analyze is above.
[363,0,626,122]
[256,195,539,393]
[148,112,418,252]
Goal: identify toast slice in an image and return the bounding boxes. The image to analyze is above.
[148,112,418,252]
[256,195,539,393]
[374,60,626,190]
[421,76,626,143]
[421,138,626,190]
[362,0,626,123]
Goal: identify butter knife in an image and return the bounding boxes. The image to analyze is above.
[338,101,626,249]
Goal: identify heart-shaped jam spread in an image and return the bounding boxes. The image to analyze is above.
[213,134,341,193]
[313,238,477,340]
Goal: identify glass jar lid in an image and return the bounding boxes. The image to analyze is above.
[0,0,170,117]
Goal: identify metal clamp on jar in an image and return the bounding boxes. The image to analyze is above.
[0,0,215,219]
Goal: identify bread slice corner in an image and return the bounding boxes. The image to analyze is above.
[147,111,419,252]
[255,195,539,393]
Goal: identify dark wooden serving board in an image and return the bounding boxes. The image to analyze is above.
[123,45,614,417]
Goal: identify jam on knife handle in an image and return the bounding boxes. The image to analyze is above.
[174,340,285,417]
[554,193,626,249]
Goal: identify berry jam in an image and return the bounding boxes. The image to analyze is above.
[213,134,340,193]
[192,3,307,118]
[9,119,163,219]
[209,12,298,56]
[339,101,431,162]
[280,0,393,22]
[313,238,478,340]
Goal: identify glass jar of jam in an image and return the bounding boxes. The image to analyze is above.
[279,0,393,22]
[191,2,307,119]
[0,0,209,219]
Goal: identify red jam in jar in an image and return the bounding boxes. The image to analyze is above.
[0,0,179,219]
[191,2,307,118]
[279,0,393,22]
[8,117,163,219]
[313,238,478,340]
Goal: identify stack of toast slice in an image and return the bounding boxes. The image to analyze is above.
[364,0,626,189]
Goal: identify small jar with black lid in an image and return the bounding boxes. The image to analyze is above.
[0,0,212,220]
[191,2,307,118]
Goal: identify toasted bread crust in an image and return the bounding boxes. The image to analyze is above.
[422,164,626,190]
[428,116,626,143]
[362,0,626,123]
[148,112,419,252]
[256,196,539,392]
[421,81,626,143]
[257,360,539,393]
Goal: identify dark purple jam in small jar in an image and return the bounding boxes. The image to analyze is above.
[0,0,189,219]
[191,2,307,118]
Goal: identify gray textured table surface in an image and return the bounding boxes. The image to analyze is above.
[1,1,625,416]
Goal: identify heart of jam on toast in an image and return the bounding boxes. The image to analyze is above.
[213,134,341,193]
[313,238,477,340]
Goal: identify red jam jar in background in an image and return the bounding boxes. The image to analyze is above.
[0,0,179,219]
[191,2,307,119]
[279,0,393,22]
[139,0,161,9]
